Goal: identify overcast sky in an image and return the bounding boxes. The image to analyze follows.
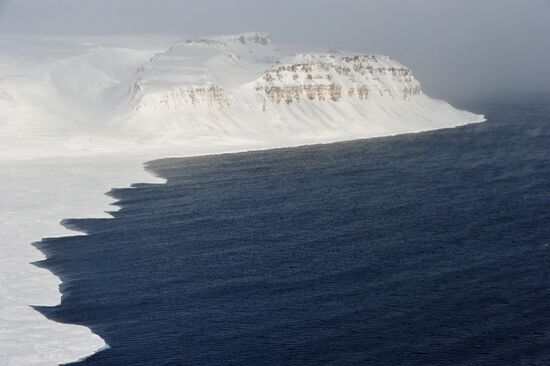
[1,0,549,102]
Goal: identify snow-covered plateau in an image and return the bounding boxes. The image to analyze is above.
[0,33,484,365]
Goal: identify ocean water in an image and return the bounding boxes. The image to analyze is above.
[36,97,550,365]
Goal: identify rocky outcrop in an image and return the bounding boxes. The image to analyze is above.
[259,84,342,106]
[135,85,229,111]
[179,32,271,48]
[255,54,422,109]
[234,33,271,46]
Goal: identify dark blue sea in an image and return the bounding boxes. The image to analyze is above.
[36,97,550,365]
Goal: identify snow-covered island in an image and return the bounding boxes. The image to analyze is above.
[0,33,484,365]
[1,32,483,159]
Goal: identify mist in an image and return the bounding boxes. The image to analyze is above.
[1,0,549,102]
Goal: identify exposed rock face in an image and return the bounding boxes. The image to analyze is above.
[255,54,422,109]
[135,85,229,111]
[235,33,271,46]
[181,33,271,48]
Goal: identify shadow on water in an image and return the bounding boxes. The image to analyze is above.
[34,97,550,365]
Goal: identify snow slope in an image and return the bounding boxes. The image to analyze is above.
[0,33,484,365]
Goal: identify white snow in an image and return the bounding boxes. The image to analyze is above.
[0,33,485,365]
